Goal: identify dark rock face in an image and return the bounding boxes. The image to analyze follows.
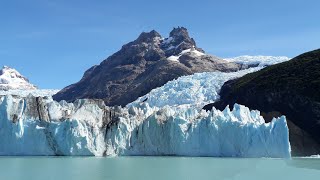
[207,49,320,156]
[53,27,241,106]
[24,96,51,122]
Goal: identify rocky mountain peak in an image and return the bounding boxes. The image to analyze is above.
[161,27,204,56]
[136,30,162,44]
[106,27,204,65]
[0,66,37,90]
[54,27,241,106]
[169,27,190,40]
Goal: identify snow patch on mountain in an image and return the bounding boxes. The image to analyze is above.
[224,55,291,67]
[0,66,37,91]
[167,47,205,62]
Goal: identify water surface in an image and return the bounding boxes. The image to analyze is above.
[0,157,319,180]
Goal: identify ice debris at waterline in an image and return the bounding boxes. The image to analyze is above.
[0,95,291,157]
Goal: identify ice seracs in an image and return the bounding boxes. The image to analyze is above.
[107,103,291,158]
[0,66,37,91]
[128,67,263,109]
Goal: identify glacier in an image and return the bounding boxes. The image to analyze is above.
[0,61,292,157]
[0,95,291,157]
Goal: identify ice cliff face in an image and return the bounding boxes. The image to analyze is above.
[0,95,290,157]
[109,103,290,157]
[0,66,37,91]
[0,96,118,156]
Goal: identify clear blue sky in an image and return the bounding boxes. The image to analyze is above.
[1,0,319,89]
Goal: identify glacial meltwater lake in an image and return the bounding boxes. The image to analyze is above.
[0,157,319,180]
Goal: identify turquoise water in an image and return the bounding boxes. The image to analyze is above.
[0,157,319,180]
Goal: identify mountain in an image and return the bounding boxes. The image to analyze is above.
[205,49,320,156]
[53,27,241,106]
[0,66,37,91]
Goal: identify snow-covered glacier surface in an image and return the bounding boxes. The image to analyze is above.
[0,67,291,158]
[0,89,59,97]
[224,55,290,67]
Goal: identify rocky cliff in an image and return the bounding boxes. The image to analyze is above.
[205,49,320,156]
